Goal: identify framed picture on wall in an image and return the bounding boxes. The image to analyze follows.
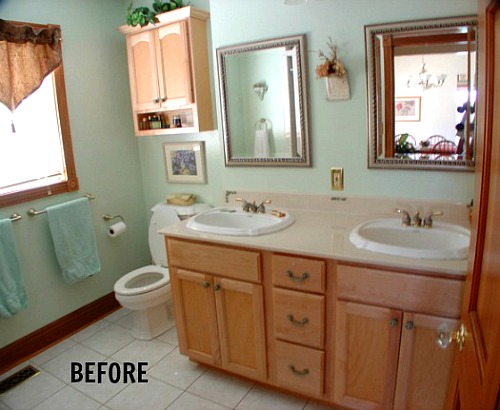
[395,97,421,122]
[163,141,206,184]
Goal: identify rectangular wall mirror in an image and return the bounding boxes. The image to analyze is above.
[217,34,311,167]
[365,16,477,171]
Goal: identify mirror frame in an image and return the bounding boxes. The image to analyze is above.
[217,34,311,167]
[365,16,478,171]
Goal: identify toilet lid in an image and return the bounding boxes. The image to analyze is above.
[114,265,170,296]
[149,204,180,266]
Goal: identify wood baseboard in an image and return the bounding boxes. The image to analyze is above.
[0,292,120,375]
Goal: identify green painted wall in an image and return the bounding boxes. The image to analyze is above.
[138,0,477,210]
[0,0,478,348]
[0,0,150,347]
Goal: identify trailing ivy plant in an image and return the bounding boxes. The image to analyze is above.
[126,3,159,27]
[152,0,188,13]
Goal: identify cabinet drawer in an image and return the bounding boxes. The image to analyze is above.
[167,239,261,282]
[337,264,464,318]
[275,340,324,397]
[272,254,325,293]
[273,288,325,349]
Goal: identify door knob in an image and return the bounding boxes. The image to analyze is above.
[437,322,468,351]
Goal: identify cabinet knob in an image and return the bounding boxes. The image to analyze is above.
[405,321,414,330]
[213,284,221,291]
[437,322,467,351]
[286,270,310,283]
[288,365,310,376]
[202,281,210,288]
[153,98,160,103]
[287,314,309,327]
[389,318,399,328]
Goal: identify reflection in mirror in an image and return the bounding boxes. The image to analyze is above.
[217,34,310,166]
[365,16,477,170]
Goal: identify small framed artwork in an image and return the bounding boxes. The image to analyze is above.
[395,97,421,122]
[163,141,206,184]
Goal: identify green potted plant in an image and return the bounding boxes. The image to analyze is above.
[126,3,158,27]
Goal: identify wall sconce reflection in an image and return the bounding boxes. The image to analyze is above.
[253,81,268,101]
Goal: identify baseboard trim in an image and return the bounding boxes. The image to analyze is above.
[0,292,120,375]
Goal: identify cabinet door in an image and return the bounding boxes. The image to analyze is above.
[214,277,267,381]
[156,21,193,107]
[394,313,459,410]
[126,30,160,111]
[170,268,220,366]
[334,301,402,410]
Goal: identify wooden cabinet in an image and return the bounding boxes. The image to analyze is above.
[167,239,266,381]
[118,7,213,136]
[333,264,463,410]
[165,236,464,409]
[270,254,326,398]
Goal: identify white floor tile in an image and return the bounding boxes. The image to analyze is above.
[111,338,176,367]
[187,369,254,409]
[32,385,101,410]
[102,308,131,323]
[31,338,77,366]
[167,391,231,410]
[41,344,106,383]
[235,384,307,410]
[79,324,135,356]
[70,320,113,343]
[156,325,178,346]
[149,347,206,390]
[1,370,65,410]
[71,377,129,405]
[105,377,182,410]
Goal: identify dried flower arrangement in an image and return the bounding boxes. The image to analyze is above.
[315,38,347,78]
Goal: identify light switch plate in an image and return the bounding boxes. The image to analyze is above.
[331,167,344,190]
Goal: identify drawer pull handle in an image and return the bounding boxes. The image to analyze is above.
[286,270,309,283]
[289,365,309,376]
[287,314,309,327]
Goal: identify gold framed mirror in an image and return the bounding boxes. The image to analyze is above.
[365,16,477,171]
[216,34,311,167]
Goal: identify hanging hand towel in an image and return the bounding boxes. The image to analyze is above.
[0,219,28,318]
[47,197,101,284]
[254,128,270,157]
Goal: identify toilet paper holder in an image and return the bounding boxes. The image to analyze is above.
[103,214,125,222]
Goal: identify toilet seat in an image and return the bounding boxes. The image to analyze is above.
[114,265,170,296]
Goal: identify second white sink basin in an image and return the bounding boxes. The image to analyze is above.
[349,218,470,260]
[186,207,294,236]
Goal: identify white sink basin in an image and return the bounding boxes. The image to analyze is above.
[186,207,294,236]
[349,218,470,260]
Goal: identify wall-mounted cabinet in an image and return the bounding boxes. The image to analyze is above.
[118,7,214,136]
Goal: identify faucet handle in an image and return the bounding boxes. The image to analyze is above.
[423,211,443,228]
[393,208,411,226]
[412,212,422,227]
[236,197,254,212]
[256,200,272,213]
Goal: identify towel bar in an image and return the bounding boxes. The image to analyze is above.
[27,193,95,217]
[9,213,22,222]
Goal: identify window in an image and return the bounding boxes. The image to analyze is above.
[0,22,78,208]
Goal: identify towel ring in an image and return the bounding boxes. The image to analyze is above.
[255,118,271,131]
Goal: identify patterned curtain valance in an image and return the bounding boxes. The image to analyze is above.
[0,19,62,112]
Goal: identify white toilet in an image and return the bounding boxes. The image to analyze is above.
[114,202,208,340]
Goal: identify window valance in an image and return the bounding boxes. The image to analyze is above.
[0,19,62,112]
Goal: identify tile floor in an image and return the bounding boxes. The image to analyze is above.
[0,308,335,410]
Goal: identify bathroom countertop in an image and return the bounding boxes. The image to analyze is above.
[159,205,469,278]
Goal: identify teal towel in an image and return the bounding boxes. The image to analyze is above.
[47,197,101,284]
[0,219,28,318]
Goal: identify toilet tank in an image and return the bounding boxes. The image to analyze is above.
[148,203,211,266]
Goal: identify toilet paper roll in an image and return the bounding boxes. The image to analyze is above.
[107,221,127,238]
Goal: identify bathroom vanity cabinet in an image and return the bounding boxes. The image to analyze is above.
[164,236,464,409]
[118,7,213,136]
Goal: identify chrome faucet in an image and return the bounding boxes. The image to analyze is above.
[393,208,411,226]
[236,198,257,213]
